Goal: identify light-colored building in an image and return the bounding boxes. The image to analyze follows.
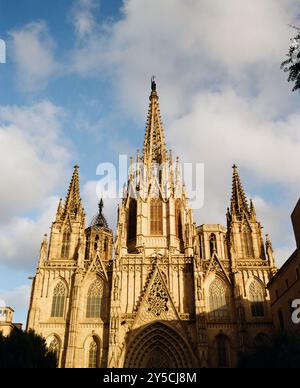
[27,80,278,368]
[0,307,22,336]
[268,201,300,333]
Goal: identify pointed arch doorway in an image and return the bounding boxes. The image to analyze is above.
[124,322,195,368]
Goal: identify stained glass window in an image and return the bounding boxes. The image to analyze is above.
[88,340,98,368]
[86,281,103,318]
[249,280,264,317]
[51,282,66,317]
[61,229,71,258]
[209,278,228,320]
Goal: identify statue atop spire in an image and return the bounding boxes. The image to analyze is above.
[99,198,104,214]
[151,75,156,92]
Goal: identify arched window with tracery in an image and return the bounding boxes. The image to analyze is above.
[209,278,229,320]
[88,339,99,368]
[150,199,163,235]
[51,282,66,318]
[127,199,137,244]
[86,280,104,318]
[61,228,71,258]
[249,280,265,317]
[216,334,230,368]
[48,337,60,365]
[242,226,253,258]
[209,234,217,257]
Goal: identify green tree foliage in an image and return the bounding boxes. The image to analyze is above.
[281,28,300,91]
[238,331,300,368]
[0,328,57,368]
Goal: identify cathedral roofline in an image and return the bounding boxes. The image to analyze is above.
[197,224,227,233]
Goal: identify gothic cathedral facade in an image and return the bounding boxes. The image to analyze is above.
[26,80,277,368]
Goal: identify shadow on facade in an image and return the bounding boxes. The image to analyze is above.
[120,300,273,369]
[122,320,197,368]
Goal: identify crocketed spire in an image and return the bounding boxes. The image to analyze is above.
[142,77,167,166]
[230,164,250,217]
[61,165,84,220]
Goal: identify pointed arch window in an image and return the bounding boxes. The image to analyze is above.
[61,228,71,258]
[88,339,98,368]
[216,334,229,368]
[249,280,265,317]
[127,199,137,243]
[198,234,203,258]
[209,234,217,257]
[48,337,60,365]
[209,278,229,320]
[242,226,253,257]
[51,282,66,318]
[175,200,183,240]
[86,280,104,318]
[150,199,163,235]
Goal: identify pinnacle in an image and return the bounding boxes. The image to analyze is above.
[230,164,250,216]
[62,165,83,219]
[142,77,166,165]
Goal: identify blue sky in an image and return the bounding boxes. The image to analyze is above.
[0,0,300,325]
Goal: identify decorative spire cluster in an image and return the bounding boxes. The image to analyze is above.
[123,78,183,201]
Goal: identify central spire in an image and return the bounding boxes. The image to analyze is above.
[142,77,167,166]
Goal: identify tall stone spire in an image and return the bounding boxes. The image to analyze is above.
[230,165,250,217]
[142,77,167,167]
[62,165,84,220]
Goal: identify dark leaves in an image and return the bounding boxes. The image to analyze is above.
[0,328,57,368]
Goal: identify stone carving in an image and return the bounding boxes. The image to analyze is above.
[147,274,169,317]
[113,275,120,301]
[197,273,203,301]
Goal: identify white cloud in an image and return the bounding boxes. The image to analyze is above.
[69,0,99,39]
[170,89,300,187]
[0,101,71,221]
[0,285,31,324]
[69,0,300,117]
[0,100,73,271]
[0,196,59,270]
[4,0,300,274]
[10,21,59,91]
[67,0,300,268]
